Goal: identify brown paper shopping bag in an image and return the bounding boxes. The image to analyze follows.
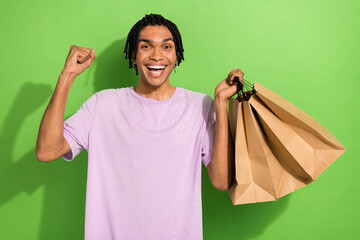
[228,81,346,205]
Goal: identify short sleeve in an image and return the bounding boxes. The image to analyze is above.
[62,93,97,162]
[201,97,216,167]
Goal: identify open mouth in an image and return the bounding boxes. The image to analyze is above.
[145,65,167,77]
[146,65,166,71]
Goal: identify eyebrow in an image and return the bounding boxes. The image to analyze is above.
[138,38,174,44]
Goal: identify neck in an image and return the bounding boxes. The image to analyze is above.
[134,80,176,101]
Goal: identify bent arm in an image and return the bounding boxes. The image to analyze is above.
[35,72,76,162]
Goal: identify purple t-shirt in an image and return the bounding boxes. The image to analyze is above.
[62,86,216,240]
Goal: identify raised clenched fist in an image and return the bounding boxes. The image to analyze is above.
[61,45,95,77]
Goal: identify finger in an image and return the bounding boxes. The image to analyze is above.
[229,77,241,89]
[230,76,240,84]
[77,50,92,64]
[231,75,244,89]
[230,69,238,76]
[225,77,229,85]
[230,72,240,82]
[232,70,244,81]
[236,72,244,81]
[91,49,95,60]
[227,73,238,85]
[82,52,94,67]
[67,51,80,64]
[226,71,233,85]
[85,49,95,63]
[233,70,243,75]
[227,68,243,84]
[230,69,241,75]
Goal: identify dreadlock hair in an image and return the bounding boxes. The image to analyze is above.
[123,13,185,75]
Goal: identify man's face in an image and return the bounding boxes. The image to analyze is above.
[133,25,177,88]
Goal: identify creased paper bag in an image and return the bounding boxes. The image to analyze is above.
[228,82,346,205]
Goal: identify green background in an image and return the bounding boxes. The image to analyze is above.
[0,0,358,239]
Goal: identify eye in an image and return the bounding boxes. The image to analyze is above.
[164,45,172,50]
[141,45,150,49]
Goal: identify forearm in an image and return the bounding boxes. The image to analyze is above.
[210,97,235,191]
[36,72,75,161]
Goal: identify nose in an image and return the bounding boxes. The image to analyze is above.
[150,47,163,61]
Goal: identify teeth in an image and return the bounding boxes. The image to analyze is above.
[147,65,165,70]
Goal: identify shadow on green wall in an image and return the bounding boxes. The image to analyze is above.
[202,167,290,239]
[91,38,138,91]
[0,81,90,239]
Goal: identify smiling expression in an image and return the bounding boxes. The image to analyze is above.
[132,25,177,88]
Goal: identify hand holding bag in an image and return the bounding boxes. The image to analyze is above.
[228,80,346,205]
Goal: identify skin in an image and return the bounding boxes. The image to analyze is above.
[211,69,243,191]
[132,25,177,101]
[36,46,94,162]
[36,25,245,192]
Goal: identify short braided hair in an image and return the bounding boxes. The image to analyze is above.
[123,14,185,75]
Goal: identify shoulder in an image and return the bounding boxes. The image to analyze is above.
[92,87,129,103]
[79,88,129,111]
[181,88,214,110]
[94,87,127,98]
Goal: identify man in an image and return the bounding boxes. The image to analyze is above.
[36,13,244,240]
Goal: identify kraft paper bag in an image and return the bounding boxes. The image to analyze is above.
[228,82,346,205]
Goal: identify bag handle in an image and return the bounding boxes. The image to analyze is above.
[233,76,257,102]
